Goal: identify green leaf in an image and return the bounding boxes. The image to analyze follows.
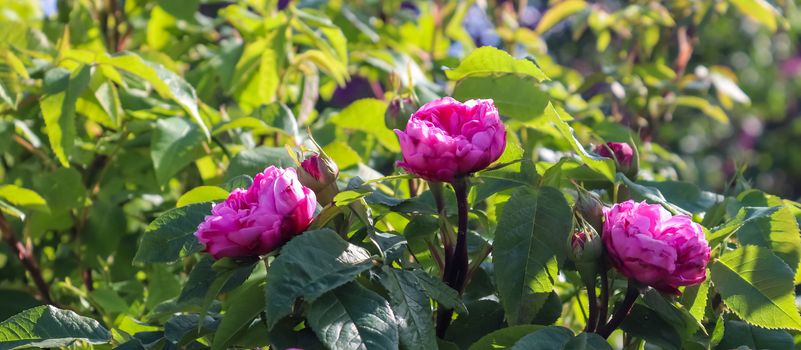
[307,282,398,350]
[707,206,779,247]
[211,280,265,350]
[494,187,573,325]
[717,319,793,349]
[177,186,230,208]
[0,305,111,349]
[453,75,549,121]
[535,0,588,34]
[642,289,701,336]
[563,333,612,349]
[679,279,710,327]
[636,180,723,213]
[738,190,801,283]
[0,185,49,214]
[510,326,573,350]
[709,245,801,330]
[618,174,689,215]
[409,269,466,314]
[264,229,373,328]
[110,53,210,139]
[33,168,87,212]
[156,0,199,20]
[133,203,210,263]
[620,305,681,350]
[151,117,205,186]
[444,300,505,348]
[225,147,294,181]
[330,98,399,152]
[675,96,729,124]
[378,267,436,350]
[469,325,545,350]
[445,46,548,82]
[40,65,91,167]
[730,0,779,32]
[543,105,616,182]
[176,256,255,305]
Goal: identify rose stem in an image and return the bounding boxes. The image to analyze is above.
[598,281,640,338]
[585,282,599,332]
[597,259,610,329]
[436,177,470,338]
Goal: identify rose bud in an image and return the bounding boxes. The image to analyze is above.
[595,142,638,178]
[297,153,339,206]
[394,97,506,183]
[567,225,604,286]
[195,166,316,259]
[575,189,604,234]
[384,96,417,130]
[603,200,710,295]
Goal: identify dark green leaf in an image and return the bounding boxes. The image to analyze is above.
[0,305,110,349]
[469,325,544,350]
[212,280,266,350]
[307,282,398,350]
[510,326,573,350]
[264,229,373,328]
[620,304,681,350]
[716,320,793,350]
[134,203,210,263]
[378,267,437,350]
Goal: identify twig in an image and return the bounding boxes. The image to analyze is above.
[0,214,54,305]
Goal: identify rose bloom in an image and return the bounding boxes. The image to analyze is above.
[603,200,710,294]
[195,166,316,259]
[394,97,506,182]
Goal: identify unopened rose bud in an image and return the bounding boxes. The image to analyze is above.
[567,226,604,287]
[575,189,604,234]
[384,97,417,130]
[595,142,638,178]
[298,153,339,206]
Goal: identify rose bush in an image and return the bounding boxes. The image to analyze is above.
[0,1,800,350]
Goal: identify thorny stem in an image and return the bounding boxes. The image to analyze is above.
[0,214,54,305]
[436,177,470,338]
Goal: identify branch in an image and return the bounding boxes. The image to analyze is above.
[0,214,54,305]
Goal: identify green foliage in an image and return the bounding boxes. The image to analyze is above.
[0,305,110,349]
[263,229,373,328]
[709,245,801,330]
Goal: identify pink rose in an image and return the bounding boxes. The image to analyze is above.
[394,97,506,182]
[195,166,317,259]
[603,200,710,294]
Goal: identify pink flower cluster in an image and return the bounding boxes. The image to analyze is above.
[394,97,506,182]
[603,200,710,294]
[195,166,316,259]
